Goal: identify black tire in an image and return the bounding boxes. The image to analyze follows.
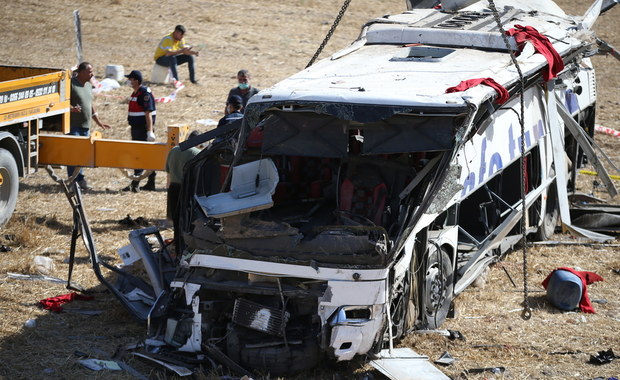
[0,148,19,225]
[421,245,453,329]
[535,182,559,241]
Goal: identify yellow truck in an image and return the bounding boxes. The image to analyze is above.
[0,65,71,224]
[0,64,186,225]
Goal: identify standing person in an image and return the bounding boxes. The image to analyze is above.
[154,25,199,84]
[226,69,259,113]
[123,70,157,192]
[68,62,111,191]
[165,131,201,233]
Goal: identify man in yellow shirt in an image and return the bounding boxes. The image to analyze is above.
[154,25,199,84]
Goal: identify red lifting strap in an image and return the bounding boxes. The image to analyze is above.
[506,24,565,81]
[446,77,510,104]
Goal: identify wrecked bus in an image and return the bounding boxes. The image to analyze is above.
[110,0,617,375]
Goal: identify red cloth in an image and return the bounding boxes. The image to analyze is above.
[541,267,604,314]
[38,292,95,313]
[506,25,564,81]
[445,77,509,104]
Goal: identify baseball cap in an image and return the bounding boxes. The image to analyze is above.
[227,95,243,106]
[125,70,143,82]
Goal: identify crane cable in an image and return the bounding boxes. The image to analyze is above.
[487,0,532,320]
[306,0,353,68]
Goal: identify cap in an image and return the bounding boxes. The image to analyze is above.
[175,25,187,34]
[125,70,143,82]
[227,95,243,106]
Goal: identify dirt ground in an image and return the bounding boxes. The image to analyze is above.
[0,0,619,379]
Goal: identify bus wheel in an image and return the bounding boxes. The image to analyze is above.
[421,245,453,329]
[0,148,19,225]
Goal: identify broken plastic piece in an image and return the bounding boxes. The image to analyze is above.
[131,352,193,376]
[463,366,506,375]
[588,349,619,365]
[434,351,456,366]
[448,329,465,341]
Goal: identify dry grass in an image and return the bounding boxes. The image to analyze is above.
[0,0,619,379]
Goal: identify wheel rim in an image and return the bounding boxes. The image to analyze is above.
[425,264,446,312]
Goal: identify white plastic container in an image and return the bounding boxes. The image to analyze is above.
[105,64,125,81]
[151,63,171,84]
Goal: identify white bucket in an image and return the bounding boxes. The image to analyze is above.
[105,64,125,81]
[151,63,171,84]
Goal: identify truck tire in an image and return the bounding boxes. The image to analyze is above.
[0,148,19,225]
[421,245,453,329]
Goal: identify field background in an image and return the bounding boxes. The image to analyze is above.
[1,0,619,379]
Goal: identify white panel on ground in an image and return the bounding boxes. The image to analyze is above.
[370,348,450,380]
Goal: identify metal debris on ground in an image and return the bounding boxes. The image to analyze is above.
[462,366,506,376]
[370,348,450,380]
[131,352,193,376]
[448,329,466,341]
[78,358,122,371]
[6,272,83,289]
[434,351,456,366]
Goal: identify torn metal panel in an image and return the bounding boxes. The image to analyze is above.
[556,95,617,197]
[548,83,614,242]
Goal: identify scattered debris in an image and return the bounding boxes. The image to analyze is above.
[33,255,54,275]
[131,352,193,376]
[592,298,608,304]
[462,366,506,376]
[414,329,450,336]
[96,207,117,212]
[23,318,36,328]
[196,119,218,127]
[119,214,150,228]
[38,292,95,313]
[79,358,122,371]
[8,272,62,282]
[532,241,620,247]
[434,351,456,366]
[588,349,619,365]
[63,308,104,316]
[448,330,466,341]
[0,245,11,252]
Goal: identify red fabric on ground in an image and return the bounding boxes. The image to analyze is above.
[445,77,509,104]
[541,267,604,314]
[506,25,564,81]
[38,292,95,313]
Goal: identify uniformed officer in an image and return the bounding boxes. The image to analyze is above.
[123,70,157,192]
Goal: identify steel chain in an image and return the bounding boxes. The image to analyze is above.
[487,0,532,320]
[306,0,353,68]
